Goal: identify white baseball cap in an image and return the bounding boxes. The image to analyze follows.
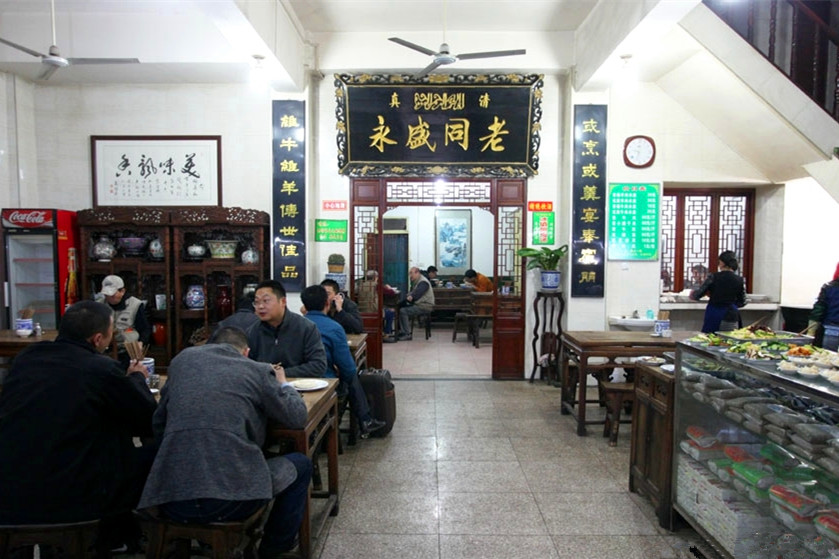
[101,275,125,296]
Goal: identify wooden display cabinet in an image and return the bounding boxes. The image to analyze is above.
[170,207,269,353]
[629,361,675,529]
[77,207,172,370]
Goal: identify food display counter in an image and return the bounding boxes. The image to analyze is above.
[672,340,839,558]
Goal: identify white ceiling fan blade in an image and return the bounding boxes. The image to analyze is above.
[0,36,48,59]
[38,64,60,81]
[456,49,527,60]
[389,37,438,57]
[414,60,443,79]
[67,57,141,65]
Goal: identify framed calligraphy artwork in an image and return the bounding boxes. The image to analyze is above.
[435,209,471,276]
[91,136,222,207]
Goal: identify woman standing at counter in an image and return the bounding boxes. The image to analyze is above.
[807,262,839,351]
[690,250,747,333]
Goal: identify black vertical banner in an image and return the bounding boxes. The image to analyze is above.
[571,105,607,297]
[272,101,306,292]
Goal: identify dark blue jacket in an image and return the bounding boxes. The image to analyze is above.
[304,310,357,382]
[811,280,839,326]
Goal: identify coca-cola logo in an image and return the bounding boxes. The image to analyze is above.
[2,210,53,228]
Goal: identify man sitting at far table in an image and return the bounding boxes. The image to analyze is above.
[301,285,386,438]
[396,266,435,341]
[247,279,327,378]
[0,300,156,552]
[139,327,310,559]
[464,269,494,292]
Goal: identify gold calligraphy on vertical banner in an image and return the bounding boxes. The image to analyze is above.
[272,101,306,291]
[571,105,607,297]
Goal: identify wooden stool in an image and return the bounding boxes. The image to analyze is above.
[0,519,100,559]
[600,381,635,446]
[411,312,432,339]
[137,503,269,559]
[451,312,469,342]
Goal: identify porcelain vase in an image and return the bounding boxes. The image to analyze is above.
[184,284,205,309]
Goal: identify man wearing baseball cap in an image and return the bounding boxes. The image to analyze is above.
[95,275,151,367]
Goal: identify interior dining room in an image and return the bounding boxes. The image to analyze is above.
[2,0,839,558]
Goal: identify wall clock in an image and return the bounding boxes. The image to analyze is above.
[623,135,656,168]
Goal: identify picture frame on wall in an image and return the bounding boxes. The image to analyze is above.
[91,135,222,207]
[435,209,471,276]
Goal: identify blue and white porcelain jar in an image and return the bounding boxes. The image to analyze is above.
[184,284,205,309]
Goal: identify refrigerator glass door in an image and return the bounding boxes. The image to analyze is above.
[8,234,57,329]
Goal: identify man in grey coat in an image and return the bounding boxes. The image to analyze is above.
[138,326,311,558]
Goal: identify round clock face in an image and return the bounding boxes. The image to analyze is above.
[623,135,655,168]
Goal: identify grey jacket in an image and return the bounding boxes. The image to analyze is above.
[246,311,327,378]
[138,343,307,508]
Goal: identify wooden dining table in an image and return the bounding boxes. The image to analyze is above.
[0,330,58,374]
[559,330,695,436]
[268,377,340,559]
[346,333,368,371]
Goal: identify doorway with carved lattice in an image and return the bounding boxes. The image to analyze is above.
[349,178,527,379]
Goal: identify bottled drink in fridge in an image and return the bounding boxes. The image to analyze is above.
[64,247,79,310]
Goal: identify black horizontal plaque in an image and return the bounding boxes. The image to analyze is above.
[335,73,543,178]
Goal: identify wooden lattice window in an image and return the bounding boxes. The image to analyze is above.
[660,189,754,293]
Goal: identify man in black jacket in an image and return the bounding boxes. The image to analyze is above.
[0,300,156,549]
[320,278,363,334]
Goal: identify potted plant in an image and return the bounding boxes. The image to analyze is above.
[516,245,569,290]
[327,253,345,273]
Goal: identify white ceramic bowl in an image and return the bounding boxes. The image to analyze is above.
[15,328,33,337]
[207,240,237,259]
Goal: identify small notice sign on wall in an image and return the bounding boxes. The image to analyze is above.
[322,200,347,211]
[315,219,348,242]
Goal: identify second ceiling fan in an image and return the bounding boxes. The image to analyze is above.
[388,37,526,79]
[388,0,525,79]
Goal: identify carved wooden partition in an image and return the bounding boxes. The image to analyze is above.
[349,178,526,379]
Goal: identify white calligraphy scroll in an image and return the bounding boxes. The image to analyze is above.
[92,136,221,207]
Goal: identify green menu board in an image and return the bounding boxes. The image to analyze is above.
[315,219,348,242]
[531,211,555,245]
[607,183,660,260]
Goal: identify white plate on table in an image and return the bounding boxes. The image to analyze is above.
[291,379,329,392]
[661,364,675,373]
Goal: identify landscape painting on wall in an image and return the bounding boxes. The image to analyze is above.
[435,210,471,276]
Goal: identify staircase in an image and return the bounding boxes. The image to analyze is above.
[704,0,839,125]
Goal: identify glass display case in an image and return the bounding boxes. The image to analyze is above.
[673,342,839,558]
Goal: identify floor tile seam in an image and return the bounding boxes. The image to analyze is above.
[327,528,442,536]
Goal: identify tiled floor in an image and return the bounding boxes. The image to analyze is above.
[383,324,492,378]
[311,379,707,559]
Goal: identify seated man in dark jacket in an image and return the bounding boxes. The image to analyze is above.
[247,279,327,378]
[0,300,156,550]
[139,327,310,558]
[320,278,363,334]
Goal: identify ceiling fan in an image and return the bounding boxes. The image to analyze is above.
[0,0,140,80]
[388,0,525,78]
[389,37,526,79]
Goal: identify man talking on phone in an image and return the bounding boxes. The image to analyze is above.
[320,279,363,334]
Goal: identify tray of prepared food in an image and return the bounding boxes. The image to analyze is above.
[718,325,813,345]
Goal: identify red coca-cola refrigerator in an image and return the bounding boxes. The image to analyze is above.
[2,209,78,330]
